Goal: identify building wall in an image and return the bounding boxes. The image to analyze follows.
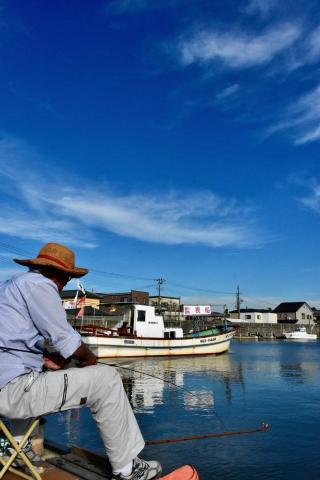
[296,304,315,325]
[277,312,296,322]
[276,304,315,324]
[237,311,277,324]
[101,290,149,306]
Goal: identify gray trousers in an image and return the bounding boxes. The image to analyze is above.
[0,364,145,471]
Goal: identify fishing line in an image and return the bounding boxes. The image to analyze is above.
[99,361,200,398]
[101,361,228,429]
[0,346,217,402]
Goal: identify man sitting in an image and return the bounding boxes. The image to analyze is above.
[0,242,161,480]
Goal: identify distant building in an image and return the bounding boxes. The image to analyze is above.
[312,307,320,325]
[273,302,315,324]
[100,290,149,308]
[60,290,102,309]
[149,295,182,321]
[229,308,277,324]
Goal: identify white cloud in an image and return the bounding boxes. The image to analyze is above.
[306,26,320,62]
[268,84,320,144]
[244,0,278,17]
[0,268,21,281]
[0,136,263,249]
[178,23,301,69]
[299,183,320,213]
[216,84,240,101]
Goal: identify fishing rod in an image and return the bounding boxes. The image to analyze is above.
[145,422,269,446]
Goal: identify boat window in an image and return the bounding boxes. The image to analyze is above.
[137,310,146,322]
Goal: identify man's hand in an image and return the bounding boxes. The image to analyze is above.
[44,352,69,370]
[72,343,97,367]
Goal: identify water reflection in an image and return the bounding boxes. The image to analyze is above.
[102,354,245,413]
[277,342,320,383]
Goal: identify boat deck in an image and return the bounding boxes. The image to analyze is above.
[3,444,112,480]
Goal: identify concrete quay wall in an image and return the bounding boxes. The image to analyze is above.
[234,323,320,338]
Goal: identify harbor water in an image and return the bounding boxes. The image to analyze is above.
[46,340,320,479]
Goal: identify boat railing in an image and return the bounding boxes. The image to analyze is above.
[76,324,137,338]
[76,325,118,337]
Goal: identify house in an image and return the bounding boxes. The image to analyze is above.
[229,308,277,324]
[273,302,315,324]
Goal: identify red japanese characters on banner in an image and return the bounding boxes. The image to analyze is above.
[183,305,211,316]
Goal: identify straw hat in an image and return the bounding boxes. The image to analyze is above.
[14,243,88,278]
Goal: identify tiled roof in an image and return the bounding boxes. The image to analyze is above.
[273,302,306,313]
[60,290,102,299]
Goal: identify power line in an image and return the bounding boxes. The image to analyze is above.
[89,268,154,282]
[167,280,236,296]
[0,241,33,256]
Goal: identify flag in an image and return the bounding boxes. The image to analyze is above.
[77,281,86,295]
[76,295,86,318]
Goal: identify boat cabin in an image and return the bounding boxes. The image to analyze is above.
[126,305,183,339]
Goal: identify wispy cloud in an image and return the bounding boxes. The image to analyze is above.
[0,135,263,249]
[0,268,21,281]
[267,84,320,144]
[305,26,320,63]
[177,23,301,69]
[298,181,320,212]
[243,0,279,18]
[216,84,240,101]
[106,0,183,14]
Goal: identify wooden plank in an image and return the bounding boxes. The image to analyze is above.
[3,463,80,480]
[55,453,110,478]
[70,446,112,476]
[41,464,81,480]
[47,457,109,480]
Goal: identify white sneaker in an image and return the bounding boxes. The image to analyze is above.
[4,439,44,472]
[112,457,162,480]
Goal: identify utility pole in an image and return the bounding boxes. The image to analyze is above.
[154,278,166,313]
[236,285,242,319]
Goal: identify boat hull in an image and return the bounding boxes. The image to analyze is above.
[83,330,235,358]
[284,333,317,340]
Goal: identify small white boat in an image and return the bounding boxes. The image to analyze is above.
[283,326,317,340]
[79,305,235,358]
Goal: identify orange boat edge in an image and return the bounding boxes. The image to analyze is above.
[161,464,200,480]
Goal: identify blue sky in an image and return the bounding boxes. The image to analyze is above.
[1,0,320,310]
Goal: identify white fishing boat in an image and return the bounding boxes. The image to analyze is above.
[79,305,235,358]
[283,326,317,340]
